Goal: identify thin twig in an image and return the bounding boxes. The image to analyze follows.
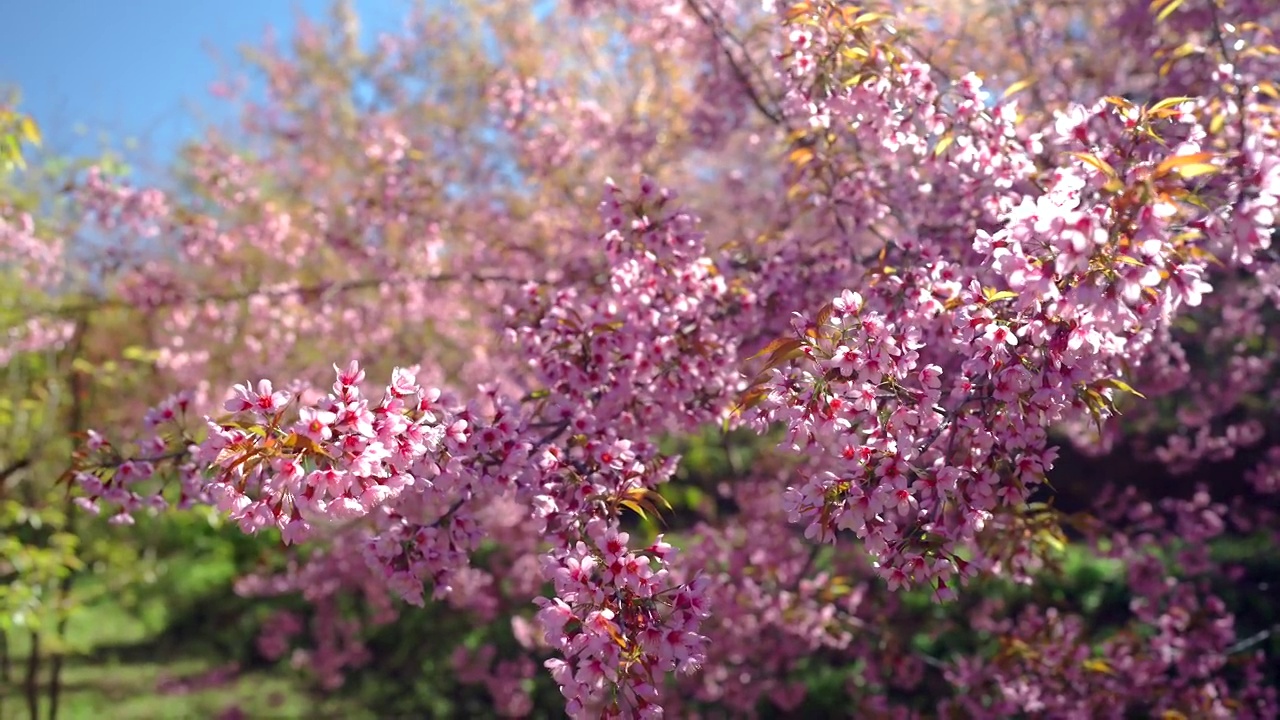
[426,418,572,529]
[1206,3,1253,215]
[427,497,468,529]
[1005,0,1050,113]
[685,0,784,126]
[533,418,573,451]
[0,458,30,483]
[29,270,532,319]
[1227,625,1278,656]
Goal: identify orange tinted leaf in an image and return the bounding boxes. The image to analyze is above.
[724,384,767,430]
[606,623,629,649]
[1154,151,1217,177]
[785,1,813,20]
[789,147,815,168]
[750,336,798,362]
[764,339,807,370]
[814,301,835,328]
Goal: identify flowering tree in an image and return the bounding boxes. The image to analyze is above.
[8,0,1278,716]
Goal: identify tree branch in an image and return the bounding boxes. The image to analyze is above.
[31,271,533,319]
[685,0,785,126]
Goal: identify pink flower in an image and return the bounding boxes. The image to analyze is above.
[981,323,1017,352]
[297,406,336,442]
[225,379,291,415]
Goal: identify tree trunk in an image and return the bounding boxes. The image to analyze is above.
[24,632,40,720]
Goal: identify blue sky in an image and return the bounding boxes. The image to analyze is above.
[0,0,411,177]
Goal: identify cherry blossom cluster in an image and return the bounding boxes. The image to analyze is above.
[1,208,73,364]
[723,0,1280,602]
[1,209,62,288]
[0,316,76,367]
[941,486,1278,718]
[72,363,464,541]
[72,177,731,713]
[452,643,539,718]
[537,522,710,718]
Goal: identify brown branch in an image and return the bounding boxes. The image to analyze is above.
[685,0,785,126]
[1005,0,1050,113]
[426,417,572,529]
[0,633,7,720]
[1206,2,1253,216]
[0,458,30,484]
[30,270,534,320]
[427,497,469,529]
[23,632,38,720]
[50,317,90,720]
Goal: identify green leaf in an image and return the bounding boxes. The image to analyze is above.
[1001,78,1035,100]
[1067,151,1118,179]
[1101,377,1146,399]
[1148,96,1194,114]
[1083,658,1116,675]
[1036,527,1067,553]
[933,133,954,157]
[1153,0,1187,23]
[2,135,25,170]
[19,116,41,146]
[983,288,1018,303]
[619,499,648,521]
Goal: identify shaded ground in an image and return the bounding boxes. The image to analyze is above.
[0,593,370,720]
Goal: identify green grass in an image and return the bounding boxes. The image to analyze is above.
[0,511,378,719]
[2,656,369,720]
[1,593,369,720]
